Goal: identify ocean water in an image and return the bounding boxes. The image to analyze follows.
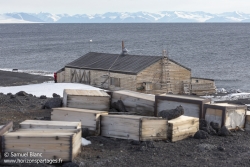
[0,23,249,91]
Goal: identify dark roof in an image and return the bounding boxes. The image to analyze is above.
[66,52,190,74]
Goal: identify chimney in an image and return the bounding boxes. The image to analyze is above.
[121,41,128,55]
[122,41,125,50]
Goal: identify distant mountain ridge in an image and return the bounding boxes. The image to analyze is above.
[1,11,250,23]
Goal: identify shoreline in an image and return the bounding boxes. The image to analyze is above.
[0,70,54,87]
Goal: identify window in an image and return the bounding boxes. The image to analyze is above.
[110,77,120,87]
[196,80,199,83]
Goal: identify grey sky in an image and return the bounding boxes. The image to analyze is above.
[1,0,249,14]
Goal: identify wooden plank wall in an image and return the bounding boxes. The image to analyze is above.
[246,111,250,131]
[64,67,71,82]
[63,68,90,84]
[90,70,137,91]
[112,90,155,116]
[57,71,65,83]
[168,116,199,142]
[191,78,216,95]
[137,58,191,94]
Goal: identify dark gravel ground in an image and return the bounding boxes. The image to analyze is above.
[78,131,250,167]
[0,71,249,167]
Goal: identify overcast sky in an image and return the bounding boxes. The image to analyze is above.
[1,0,249,15]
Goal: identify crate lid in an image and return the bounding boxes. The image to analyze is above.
[20,120,81,129]
[53,107,108,113]
[205,103,247,109]
[64,89,109,97]
[113,90,155,101]
[102,114,162,120]
[168,115,199,124]
[157,94,209,102]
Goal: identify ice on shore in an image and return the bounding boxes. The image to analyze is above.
[0,82,100,97]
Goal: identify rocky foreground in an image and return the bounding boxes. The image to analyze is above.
[0,71,249,167]
[0,91,249,167]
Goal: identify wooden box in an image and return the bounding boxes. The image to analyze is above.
[63,89,110,111]
[168,115,199,142]
[246,111,250,131]
[155,94,211,118]
[204,103,247,129]
[101,115,167,141]
[19,120,81,130]
[52,107,108,135]
[111,90,155,116]
[2,129,81,162]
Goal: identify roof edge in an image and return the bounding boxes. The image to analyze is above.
[192,77,214,81]
[65,66,138,75]
[169,58,191,71]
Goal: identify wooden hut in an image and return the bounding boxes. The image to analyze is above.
[56,44,216,95]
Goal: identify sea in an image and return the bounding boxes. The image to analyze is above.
[0,23,249,92]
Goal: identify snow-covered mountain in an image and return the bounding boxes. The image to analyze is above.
[1,11,250,23]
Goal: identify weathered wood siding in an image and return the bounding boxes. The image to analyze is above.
[191,78,216,95]
[246,111,250,131]
[64,67,71,82]
[19,120,81,130]
[101,115,168,141]
[62,68,90,84]
[168,115,199,142]
[63,89,110,111]
[57,70,65,83]
[90,70,137,91]
[52,107,108,135]
[3,130,81,161]
[111,90,155,116]
[136,58,191,94]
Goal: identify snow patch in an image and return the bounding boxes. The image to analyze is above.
[0,83,101,97]
[82,138,91,146]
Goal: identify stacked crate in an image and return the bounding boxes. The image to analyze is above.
[63,89,110,111]
[167,116,199,142]
[245,111,250,131]
[204,103,247,129]
[52,107,108,135]
[101,115,168,141]
[111,90,155,116]
[2,120,82,162]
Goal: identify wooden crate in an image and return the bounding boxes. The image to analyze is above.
[155,94,211,118]
[246,111,250,131]
[63,89,110,111]
[19,120,81,130]
[52,107,108,135]
[0,122,13,158]
[204,103,247,129]
[2,129,81,162]
[168,115,199,142]
[101,115,167,141]
[111,90,155,116]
